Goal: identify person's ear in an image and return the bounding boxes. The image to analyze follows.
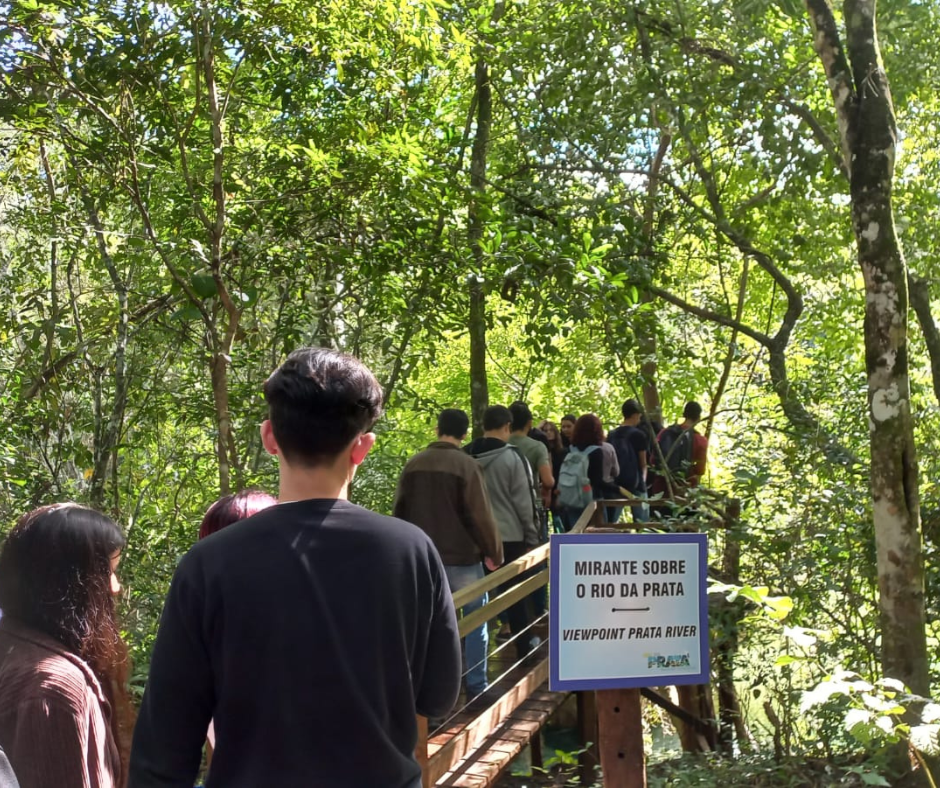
[261,420,280,456]
[350,432,376,466]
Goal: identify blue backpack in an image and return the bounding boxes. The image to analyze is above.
[558,446,599,509]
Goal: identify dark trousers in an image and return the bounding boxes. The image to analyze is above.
[500,541,532,659]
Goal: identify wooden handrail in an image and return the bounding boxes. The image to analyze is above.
[452,544,548,609]
[451,502,596,609]
[458,569,547,637]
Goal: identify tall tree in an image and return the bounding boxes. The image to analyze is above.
[806,0,928,708]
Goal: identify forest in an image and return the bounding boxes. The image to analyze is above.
[2,0,940,783]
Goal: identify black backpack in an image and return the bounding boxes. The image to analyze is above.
[608,427,640,493]
[657,425,694,480]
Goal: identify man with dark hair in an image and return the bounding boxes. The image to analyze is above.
[394,409,503,698]
[465,405,540,658]
[651,400,709,495]
[130,348,461,788]
[607,399,650,522]
[508,402,554,509]
[680,401,709,486]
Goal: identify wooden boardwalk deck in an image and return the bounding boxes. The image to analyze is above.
[426,638,569,787]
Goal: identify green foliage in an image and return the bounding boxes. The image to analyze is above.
[3,0,940,780]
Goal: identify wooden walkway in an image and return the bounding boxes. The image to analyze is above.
[418,494,739,787]
[417,506,598,788]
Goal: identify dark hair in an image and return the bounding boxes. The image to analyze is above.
[561,414,577,426]
[683,401,703,421]
[538,420,565,453]
[509,401,533,432]
[437,408,469,440]
[0,504,131,766]
[482,405,512,432]
[264,347,384,467]
[571,414,605,449]
[622,399,641,419]
[199,489,277,540]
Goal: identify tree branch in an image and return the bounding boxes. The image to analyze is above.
[804,0,857,178]
[909,274,940,408]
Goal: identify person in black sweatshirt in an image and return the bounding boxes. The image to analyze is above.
[129,348,462,788]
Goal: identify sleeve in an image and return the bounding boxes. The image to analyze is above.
[509,456,539,548]
[462,466,503,565]
[392,468,408,520]
[587,448,606,499]
[128,554,215,787]
[537,451,554,491]
[415,548,462,718]
[6,697,96,788]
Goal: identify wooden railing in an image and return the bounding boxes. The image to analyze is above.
[417,503,597,787]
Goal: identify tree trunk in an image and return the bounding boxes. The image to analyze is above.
[806,0,929,711]
[202,10,243,494]
[210,351,240,496]
[467,56,492,437]
[636,132,670,420]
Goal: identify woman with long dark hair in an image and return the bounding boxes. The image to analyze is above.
[0,504,130,787]
[538,420,567,526]
[559,414,608,530]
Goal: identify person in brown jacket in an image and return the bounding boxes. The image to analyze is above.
[394,408,503,698]
[0,504,130,788]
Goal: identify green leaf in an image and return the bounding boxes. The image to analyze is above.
[171,304,203,322]
[191,274,218,299]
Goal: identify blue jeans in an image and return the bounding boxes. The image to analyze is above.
[445,563,488,696]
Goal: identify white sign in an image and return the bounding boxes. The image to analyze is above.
[549,532,708,690]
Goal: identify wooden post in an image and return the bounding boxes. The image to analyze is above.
[577,690,598,786]
[416,715,430,788]
[597,688,646,787]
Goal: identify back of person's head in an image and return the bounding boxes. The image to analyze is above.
[437,408,469,440]
[683,401,703,422]
[0,503,126,680]
[483,405,512,432]
[572,414,605,449]
[199,489,278,540]
[509,401,533,432]
[264,347,384,467]
[621,399,641,419]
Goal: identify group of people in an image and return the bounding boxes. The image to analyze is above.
[392,398,709,706]
[0,344,709,788]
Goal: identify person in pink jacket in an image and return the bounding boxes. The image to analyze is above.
[0,504,130,788]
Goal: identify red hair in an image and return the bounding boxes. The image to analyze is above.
[571,414,604,450]
[199,489,277,540]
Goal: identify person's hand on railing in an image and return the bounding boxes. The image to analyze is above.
[484,556,501,572]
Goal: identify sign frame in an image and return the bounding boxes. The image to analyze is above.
[549,531,709,691]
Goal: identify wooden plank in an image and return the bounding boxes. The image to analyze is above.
[597,688,646,788]
[427,659,549,784]
[458,569,548,637]
[452,544,549,609]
